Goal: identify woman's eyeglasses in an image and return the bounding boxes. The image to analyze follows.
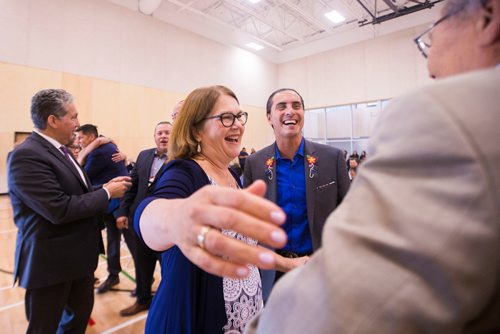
[203,112,248,127]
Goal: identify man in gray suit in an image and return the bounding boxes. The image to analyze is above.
[243,88,350,300]
[246,0,500,332]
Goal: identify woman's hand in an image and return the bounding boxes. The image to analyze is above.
[77,136,113,165]
[139,180,287,279]
[112,151,126,163]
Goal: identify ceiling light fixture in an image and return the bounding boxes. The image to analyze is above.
[325,10,346,24]
[138,0,162,15]
[246,42,264,50]
[247,0,262,3]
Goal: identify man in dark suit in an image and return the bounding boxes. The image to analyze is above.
[7,88,131,333]
[75,124,131,295]
[243,88,350,300]
[115,121,173,316]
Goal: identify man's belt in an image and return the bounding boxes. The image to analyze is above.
[276,250,312,258]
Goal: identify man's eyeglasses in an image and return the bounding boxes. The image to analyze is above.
[203,112,248,127]
[414,13,451,58]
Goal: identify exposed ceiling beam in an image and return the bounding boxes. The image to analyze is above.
[175,0,201,12]
[359,0,444,26]
[165,0,283,50]
[355,0,376,20]
[276,0,330,32]
[224,0,303,42]
[381,0,399,12]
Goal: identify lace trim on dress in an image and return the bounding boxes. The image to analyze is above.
[207,176,263,333]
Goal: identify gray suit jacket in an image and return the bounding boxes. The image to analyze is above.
[244,139,350,250]
[244,139,350,300]
[246,68,500,333]
[117,148,156,221]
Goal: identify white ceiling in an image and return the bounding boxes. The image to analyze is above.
[105,0,444,63]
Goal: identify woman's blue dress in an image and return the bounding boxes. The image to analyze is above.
[134,159,254,333]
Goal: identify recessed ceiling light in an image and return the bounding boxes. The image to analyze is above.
[247,0,262,3]
[325,10,346,24]
[246,42,264,50]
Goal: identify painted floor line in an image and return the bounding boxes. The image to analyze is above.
[0,301,24,313]
[97,254,132,266]
[0,284,16,292]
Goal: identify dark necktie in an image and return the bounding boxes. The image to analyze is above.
[60,145,72,162]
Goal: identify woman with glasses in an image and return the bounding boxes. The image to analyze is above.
[133,85,273,333]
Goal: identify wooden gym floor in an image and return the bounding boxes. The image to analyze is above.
[0,194,161,333]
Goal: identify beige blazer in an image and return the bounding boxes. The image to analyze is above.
[246,68,500,333]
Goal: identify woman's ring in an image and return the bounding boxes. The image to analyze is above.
[196,226,211,249]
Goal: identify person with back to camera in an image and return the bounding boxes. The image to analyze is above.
[245,0,500,332]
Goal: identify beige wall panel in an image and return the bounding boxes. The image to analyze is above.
[364,28,431,101]
[0,132,13,193]
[125,86,170,159]
[278,26,434,109]
[115,84,148,160]
[311,43,366,108]
[240,105,274,152]
[62,73,93,127]
[0,0,277,108]
[277,58,308,101]
[0,60,273,193]
[0,62,63,132]
[88,79,122,137]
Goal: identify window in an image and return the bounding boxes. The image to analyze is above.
[303,99,389,154]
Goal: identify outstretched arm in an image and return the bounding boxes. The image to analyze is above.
[139,180,288,279]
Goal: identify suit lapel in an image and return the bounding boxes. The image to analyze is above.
[143,149,156,181]
[32,133,90,191]
[304,140,317,231]
[263,144,278,203]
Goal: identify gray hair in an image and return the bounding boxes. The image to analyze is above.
[443,0,486,19]
[31,89,74,130]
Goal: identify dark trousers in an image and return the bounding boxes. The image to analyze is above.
[103,213,138,277]
[134,239,160,304]
[25,274,94,334]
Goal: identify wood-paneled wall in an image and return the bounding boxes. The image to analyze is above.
[0,61,271,194]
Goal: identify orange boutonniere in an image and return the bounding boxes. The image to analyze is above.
[265,157,275,180]
[306,154,318,178]
[307,155,317,166]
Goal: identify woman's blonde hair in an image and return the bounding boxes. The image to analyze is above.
[168,85,239,161]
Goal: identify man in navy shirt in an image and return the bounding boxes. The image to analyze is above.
[243,88,350,300]
[76,124,132,294]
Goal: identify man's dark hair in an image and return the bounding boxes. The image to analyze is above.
[266,88,305,115]
[31,89,74,130]
[76,124,99,138]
